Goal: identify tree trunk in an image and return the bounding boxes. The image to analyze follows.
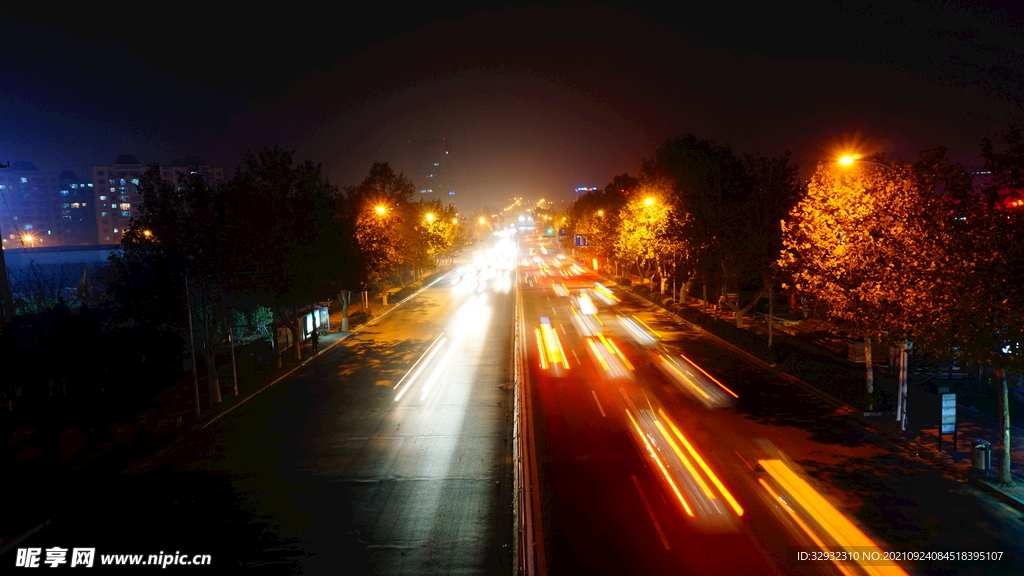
[996,367,1013,486]
[767,278,774,349]
[864,336,874,395]
[339,290,351,332]
[225,313,238,396]
[896,341,908,430]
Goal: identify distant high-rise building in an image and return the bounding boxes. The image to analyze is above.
[57,171,97,246]
[405,139,452,197]
[0,161,60,248]
[91,155,225,244]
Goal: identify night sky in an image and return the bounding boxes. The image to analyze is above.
[2,1,1023,213]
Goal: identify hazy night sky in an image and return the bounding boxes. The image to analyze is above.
[2,1,1023,213]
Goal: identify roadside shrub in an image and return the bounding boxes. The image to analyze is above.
[348,311,372,327]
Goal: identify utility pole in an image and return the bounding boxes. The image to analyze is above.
[0,162,14,324]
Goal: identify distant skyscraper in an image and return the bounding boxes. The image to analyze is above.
[0,161,60,248]
[405,139,452,197]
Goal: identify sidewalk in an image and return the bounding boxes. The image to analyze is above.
[605,276,1024,513]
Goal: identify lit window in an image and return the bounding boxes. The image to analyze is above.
[23,224,33,230]
[110,187,115,193]
[99,196,107,201]
[109,179,115,185]
[88,183,93,187]
[20,177,28,183]
[120,179,127,186]
[111,204,117,208]
[119,203,131,210]
[113,228,119,233]
[61,203,70,209]
[71,184,78,189]
[119,195,129,202]
[70,203,80,209]
[0,185,5,189]
[61,190,69,196]
[120,211,131,218]
[101,212,108,217]
[131,178,139,185]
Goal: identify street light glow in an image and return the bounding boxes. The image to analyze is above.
[375,205,387,215]
[644,197,655,206]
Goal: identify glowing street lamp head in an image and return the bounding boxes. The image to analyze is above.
[837,154,862,166]
[374,205,387,215]
[478,217,487,224]
[644,197,655,206]
[425,212,435,222]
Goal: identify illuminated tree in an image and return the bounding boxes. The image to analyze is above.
[345,162,415,290]
[614,183,680,285]
[780,157,956,398]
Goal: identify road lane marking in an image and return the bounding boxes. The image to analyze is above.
[631,475,671,550]
[571,349,580,365]
[591,390,606,417]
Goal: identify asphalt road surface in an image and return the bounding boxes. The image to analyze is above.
[520,235,1024,576]
[20,238,518,575]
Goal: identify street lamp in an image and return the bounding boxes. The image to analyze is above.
[837,154,895,171]
[425,213,435,222]
[374,205,387,216]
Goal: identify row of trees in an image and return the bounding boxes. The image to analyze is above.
[563,135,802,330]
[781,135,1024,485]
[120,148,463,409]
[561,131,1024,485]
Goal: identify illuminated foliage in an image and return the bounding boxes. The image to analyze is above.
[614,183,681,283]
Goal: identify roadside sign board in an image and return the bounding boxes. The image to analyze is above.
[940,393,956,434]
[574,234,588,247]
[558,227,569,238]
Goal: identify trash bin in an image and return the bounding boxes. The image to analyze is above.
[971,439,991,473]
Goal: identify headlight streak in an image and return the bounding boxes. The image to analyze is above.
[758,458,908,576]
[394,334,448,401]
[592,282,620,304]
[617,316,657,347]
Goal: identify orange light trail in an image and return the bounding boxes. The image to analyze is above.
[679,352,739,398]
[659,410,743,516]
[535,328,548,369]
[626,409,694,516]
[658,355,711,399]
[759,459,907,576]
[653,419,716,500]
[632,316,662,338]
[758,478,858,576]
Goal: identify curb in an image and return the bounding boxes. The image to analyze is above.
[618,287,1024,516]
